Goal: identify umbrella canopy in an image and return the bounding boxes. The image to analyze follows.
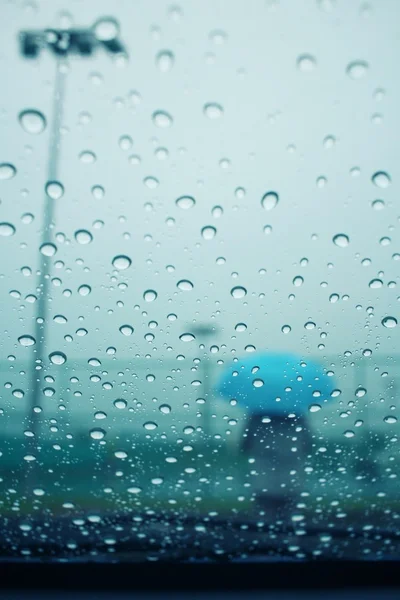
[217,352,335,415]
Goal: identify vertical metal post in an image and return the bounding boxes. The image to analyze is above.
[28,60,66,461]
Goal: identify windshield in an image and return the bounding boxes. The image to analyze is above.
[1,0,399,563]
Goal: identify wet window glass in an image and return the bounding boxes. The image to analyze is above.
[1,0,399,562]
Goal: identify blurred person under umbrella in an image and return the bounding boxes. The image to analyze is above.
[217,352,335,524]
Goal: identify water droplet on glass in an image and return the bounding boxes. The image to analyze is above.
[304,321,316,330]
[384,415,397,424]
[179,332,195,342]
[144,421,158,430]
[156,50,174,72]
[115,450,127,459]
[114,399,127,409]
[231,286,247,299]
[177,279,193,291]
[347,60,369,79]
[281,324,291,334]
[119,324,134,336]
[329,293,339,303]
[293,276,304,287]
[78,284,91,296]
[118,135,132,151]
[40,242,57,256]
[18,335,35,346]
[372,171,391,188]
[19,109,46,134]
[176,195,195,209]
[143,176,159,189]
[92,185,105,199]
[372,199,385,211]
[0,222,15,236]
[79,150,96,164]
[382,316,397,329]
[309,404,321,413]
[212,205,223,218]
[159,404,171,414]
[53,314,67,324]
[49,351,67,365]
[143,289,157,302]
[323,135,336,149]
[253,378,264,388]
[45,180,64,199]
[95,411,107,420]
[74,229,93,245]
[261,191,279,211]
[152,110,173,128]
[89,427,106,440]
[21,213,34,224]
[93,17,120,41]
[297,54,317,72]
[201,225,216,240]
[333,234,349,247]
[0,163,16,180]
[369,278,383,289]
[203,102,223,119]
[112,255,131,270]
[355,387,367,398]
[344,430,355,438]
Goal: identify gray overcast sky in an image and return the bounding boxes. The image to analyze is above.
[0,0,399,430]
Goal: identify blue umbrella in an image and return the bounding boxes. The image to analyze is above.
[217,352,335,415]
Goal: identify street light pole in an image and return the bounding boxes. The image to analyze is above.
[19,20,126,481]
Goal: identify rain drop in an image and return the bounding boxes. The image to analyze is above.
[261,191,279,211]
[0,222,15,237]
[372,199,385,211]
[177,279,193,291]
[143,289,157,302]
[369,278,383,289]
[89,428,106,440]
[79,150,96,164]
[19,109,46,134]
[114,399,127,409]
[78,284,91,296]
[253,378,264,388]
[119,324,134,336]
[293,276,304,287]
[40,242,57,256]
[93,17,120,41]
[74,229,93,245]
[152,110,173,128]
[45,181,64,199]
[231,286,247,299]
[143,421,158,430]
[112,255,132,270]
[333,234,349,247]
[179,333,195,342]
[201,225,216,240]
[203,103,223,119]
[384,415,397,424]
[346,60,369,79]
[49,351,67,365]
[156,50,174,72]
[297,54,317,72]
[382,316,397,329]
[176,195,195,209]
[0,163,16,180]
[18,335,36,347]
[372,171,391,188]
